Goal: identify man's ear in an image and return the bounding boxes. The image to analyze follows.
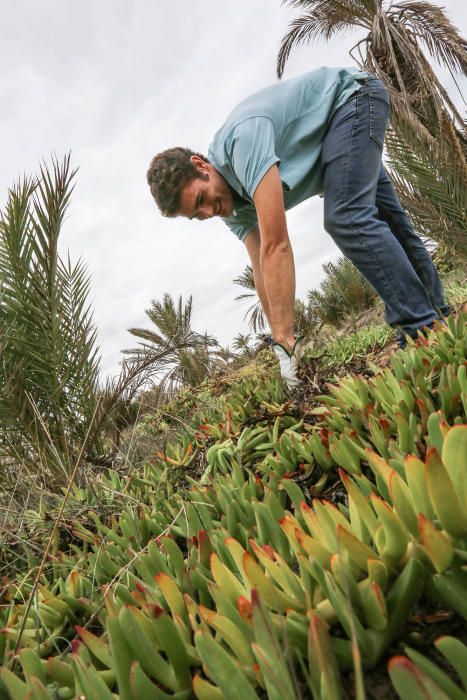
[191,155,209,177]
[191,154,205,168]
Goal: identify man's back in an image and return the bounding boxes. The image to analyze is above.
[208,66,368,241]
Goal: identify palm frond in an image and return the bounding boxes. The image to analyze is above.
[234,292,256,302]
[233,264,256,290]
[386,131,467,252]
[233,265,268,333]
[0,156,102,485]
[277,0,369,78]
[391,1,467,74]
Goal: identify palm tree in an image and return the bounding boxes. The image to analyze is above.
[232,333,256,358]
[277,0,467,252]
[0,156,102,486]
[307,256,378,329]
[234,265,319,337]
[127,294,218,395]
[233,265,267,334]
[215,345,236,364]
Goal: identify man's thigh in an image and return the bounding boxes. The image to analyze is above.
[322,80,390,221]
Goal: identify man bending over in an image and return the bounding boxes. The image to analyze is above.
[147,66,449,388]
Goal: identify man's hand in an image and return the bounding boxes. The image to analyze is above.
[272,337,303,389]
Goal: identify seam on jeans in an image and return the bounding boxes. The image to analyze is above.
[342,92,408,322]
[368,91,384,150]
[341,88,360,214]
[353,89,359,137]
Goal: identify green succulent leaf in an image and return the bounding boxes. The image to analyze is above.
[195,630,260,700]
[388,656,450,699]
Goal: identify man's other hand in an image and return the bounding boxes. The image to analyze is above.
[272,337,303,390]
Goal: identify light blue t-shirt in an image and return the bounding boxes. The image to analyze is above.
[208,66,369,242]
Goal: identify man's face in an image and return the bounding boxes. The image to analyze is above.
[177,156,235,220]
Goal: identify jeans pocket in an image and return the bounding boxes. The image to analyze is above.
[322,94,359,168]
[368,91,389,150]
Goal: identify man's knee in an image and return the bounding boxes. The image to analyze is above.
[325,202,381,236]
[324,206,364,238]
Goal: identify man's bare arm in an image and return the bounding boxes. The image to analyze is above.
[243,227,273,329]
[252,164,296,350]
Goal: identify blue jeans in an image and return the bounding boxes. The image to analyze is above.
[321,77,450,340]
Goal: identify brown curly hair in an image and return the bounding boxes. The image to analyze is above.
[147,147,209,217]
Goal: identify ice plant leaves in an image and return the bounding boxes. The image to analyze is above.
[1,312,466,699]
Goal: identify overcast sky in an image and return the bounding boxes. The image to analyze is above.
[1,1,465,378]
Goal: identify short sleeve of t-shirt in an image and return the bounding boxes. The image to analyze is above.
[222,205,258,242]
[228,116,280,199]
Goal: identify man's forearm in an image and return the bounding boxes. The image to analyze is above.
[251,165,296,349]
[252,265,273,329]
[260,241,296,349]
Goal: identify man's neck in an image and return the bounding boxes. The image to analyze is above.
[229,184,249,208]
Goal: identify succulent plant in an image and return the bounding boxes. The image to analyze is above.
[1,313,466,698]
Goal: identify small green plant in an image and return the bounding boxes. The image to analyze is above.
[316,323,393,367]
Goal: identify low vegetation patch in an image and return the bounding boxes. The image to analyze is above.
[1,311,466,700]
